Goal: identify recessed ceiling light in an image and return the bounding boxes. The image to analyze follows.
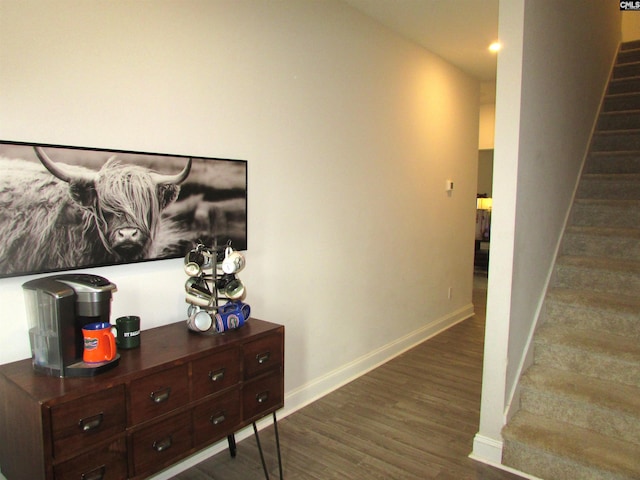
[489,42,502,53]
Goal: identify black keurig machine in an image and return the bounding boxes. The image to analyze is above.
[22,273,119,377]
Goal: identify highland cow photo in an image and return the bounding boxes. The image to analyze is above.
[0,142,247,278]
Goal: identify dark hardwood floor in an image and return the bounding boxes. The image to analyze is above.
[172,276,524,479]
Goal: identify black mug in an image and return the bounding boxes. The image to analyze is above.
[115,316,141,349]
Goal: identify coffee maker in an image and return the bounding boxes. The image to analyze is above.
[22,273,119,377]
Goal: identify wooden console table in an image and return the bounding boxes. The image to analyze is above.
[0,318,284,480]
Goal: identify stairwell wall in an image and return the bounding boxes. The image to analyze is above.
[473,0,620,466]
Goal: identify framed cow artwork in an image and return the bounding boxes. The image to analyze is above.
[0,141,247,278]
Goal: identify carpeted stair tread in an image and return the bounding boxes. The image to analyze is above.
[545,287,640,340]
[620,40,640,51]
[591,129,640,150]
[597,109,640,129]
[602,92,640,112]
[562,226,640,259]
[577,173,640,199]
[554,255,640,296]
[520,365,640,444]
[534,324,640,387]
[573,197,640,205]
[607,77,640,95]
[535,324,640,362]
[571,199,640,228]
[502,411,640,480]
[613,62,640,80]
[580,172,640,181]
[585,152,640,174]
[564,225,640,239]
[546,286,640,314]
[556,254,640,273]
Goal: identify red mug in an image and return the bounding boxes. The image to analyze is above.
[82,322,117,363]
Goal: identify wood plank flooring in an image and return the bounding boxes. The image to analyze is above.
[172,280,524,479]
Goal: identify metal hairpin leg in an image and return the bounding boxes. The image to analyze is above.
[227,434,237,458]
[252,411,283,480]
[253,421,269,479]
[273,412,283,480]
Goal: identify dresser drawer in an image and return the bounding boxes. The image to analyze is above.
[242,372,283,421]
[128,364,189,425]
[193,388,241,447]
[192,347,241,400]
[53,437,127,480]
[243,333,283,379]
[50,385,126,460]
[131,410,192,476]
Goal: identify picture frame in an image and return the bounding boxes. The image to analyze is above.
[0,141,247,278]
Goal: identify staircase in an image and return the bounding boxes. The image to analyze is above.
[501,41,640,480]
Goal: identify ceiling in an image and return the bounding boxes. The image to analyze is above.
[345,0,500,83]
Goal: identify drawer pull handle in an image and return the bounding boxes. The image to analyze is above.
[209,368,225,382]
[78,412,104,432]
[256,352,271,364]
[153,435,173,452]
[81,465,105,480]
[210,411,226,425]
[256,391,269,404]
[150,387,171,404]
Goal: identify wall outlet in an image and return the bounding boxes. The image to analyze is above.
[448,287,453,299]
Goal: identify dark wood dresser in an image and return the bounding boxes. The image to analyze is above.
[0,318,284,480]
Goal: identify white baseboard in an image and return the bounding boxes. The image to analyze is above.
[149,303,474,479]
[282,302,475,415]
[469,434,543,480]
[470,433,504,464]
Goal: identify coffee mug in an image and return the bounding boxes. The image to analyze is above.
[115,316,140,349]
[187,307,213,332]
[82,322,117,363]
[221,247,245,274]
[184,248,213,277]
[185,290,214,308]
[216,274,246,300]
[214,302,250,332]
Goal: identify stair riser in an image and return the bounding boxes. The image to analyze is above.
[502,440,628,480]
[520,389,640,445]
[577,179,640,199]
[561,233,640,259]
[591,132,640,151]
[534,344,640,387]
[602,93,640,113]
[554,264,640,296]
[571,202,640,228]
[585,155,640,174]
[597,111,640,130]
[603,93,640,112]
[613,63,640,79]
[607,78,640,95]
[545,300,640,340]
[617,49,640,64]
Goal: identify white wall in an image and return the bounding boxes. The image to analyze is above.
[0,1,480,476]
[479,103,496,150]
[623,10,640,41]
[472,0,620,466]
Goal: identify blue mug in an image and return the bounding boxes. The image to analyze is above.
[215,302,250,332]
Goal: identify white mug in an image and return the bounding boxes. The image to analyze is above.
[221,247,245,274]
[186,307,213,332]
